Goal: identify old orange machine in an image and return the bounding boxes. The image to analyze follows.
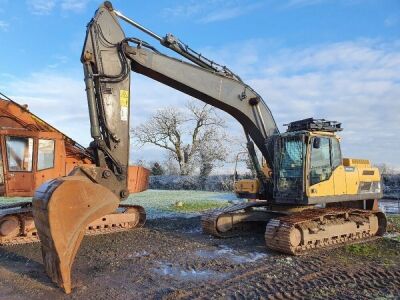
[0,94,148,245]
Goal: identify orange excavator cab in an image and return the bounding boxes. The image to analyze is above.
[0,96,94,198]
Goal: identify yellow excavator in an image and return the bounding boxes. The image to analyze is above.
[31,2,387,293]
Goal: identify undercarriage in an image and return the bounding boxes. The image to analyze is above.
[201,201,387,255]
[0,202,146,246]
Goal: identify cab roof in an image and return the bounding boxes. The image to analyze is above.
[285,118,342,133]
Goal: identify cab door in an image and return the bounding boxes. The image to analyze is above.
[308,136,335,197]
[4,135,35,196]
[330,137,347,195]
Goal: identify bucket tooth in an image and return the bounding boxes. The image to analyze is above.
[32,175,119,294]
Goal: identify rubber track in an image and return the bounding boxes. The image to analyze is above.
[0,204,146,246]
[201,201,270,238]
[265,207,384,255]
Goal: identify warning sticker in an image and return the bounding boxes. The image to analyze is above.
[120,90,129,107]
[121,107,128,121]
[120,90,129,121]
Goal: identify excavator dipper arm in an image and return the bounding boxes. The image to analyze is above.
[32,3,135,294]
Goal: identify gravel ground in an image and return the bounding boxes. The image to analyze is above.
[0,191,399,299]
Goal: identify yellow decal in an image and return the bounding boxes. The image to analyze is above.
[120,90,129,107]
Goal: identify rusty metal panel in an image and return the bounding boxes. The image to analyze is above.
[127,166,150,194]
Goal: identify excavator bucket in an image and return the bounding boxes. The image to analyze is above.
[32,175,119,294]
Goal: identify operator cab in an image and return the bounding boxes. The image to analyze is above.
[274,118,343,203]
[0,129,65,197]
[274,118,381,206]
[0,97,91,197]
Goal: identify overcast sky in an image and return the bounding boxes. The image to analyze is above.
[0,0,399,171]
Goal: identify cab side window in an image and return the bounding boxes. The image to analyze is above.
[330,137,342,169]
[310,137,331,185]
[38,139,55,170]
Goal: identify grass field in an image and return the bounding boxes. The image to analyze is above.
[1,190,399,221]
[0,189,238,219]
[124,189,237,218]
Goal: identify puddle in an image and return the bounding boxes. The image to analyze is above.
[195,246,267,264]
[154,263,228,281]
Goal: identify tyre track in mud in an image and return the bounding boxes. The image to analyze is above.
[163,256,400,300]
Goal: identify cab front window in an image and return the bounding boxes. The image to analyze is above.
[275,136,305,197]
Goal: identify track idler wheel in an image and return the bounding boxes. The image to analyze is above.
[0,216,20,238]
[32,175,119,294]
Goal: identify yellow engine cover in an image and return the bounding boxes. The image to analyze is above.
[307,157,382,198]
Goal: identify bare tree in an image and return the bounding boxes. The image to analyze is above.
[197,128,228,188]
[198,129,227,172]
[132,100,226,176]
[163,154,180,175]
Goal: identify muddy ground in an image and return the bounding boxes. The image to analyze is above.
[0,216,399,300]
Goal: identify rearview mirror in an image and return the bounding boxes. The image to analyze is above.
[313,137,321,149]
